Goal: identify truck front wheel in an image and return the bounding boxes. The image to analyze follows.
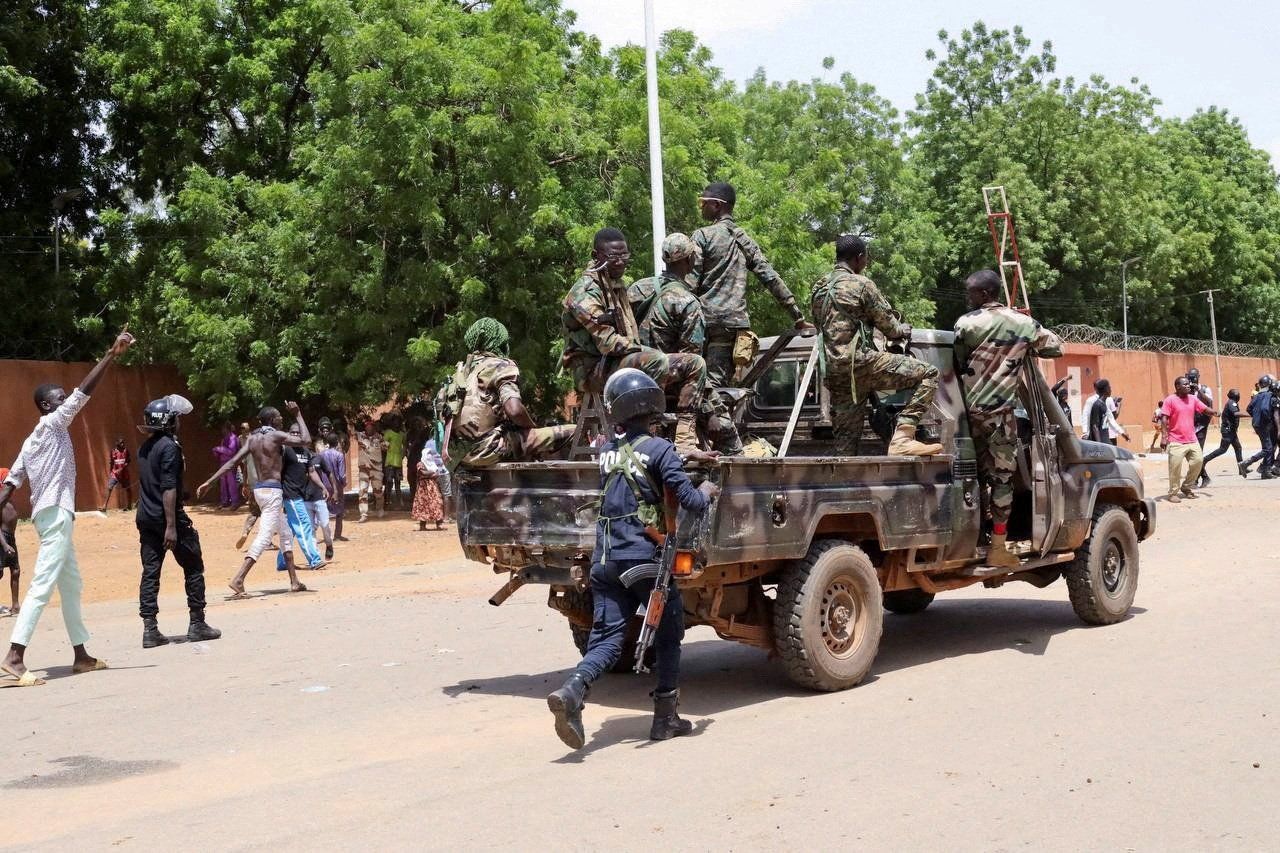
[1064,504,1139,625]
[774,540,883,691]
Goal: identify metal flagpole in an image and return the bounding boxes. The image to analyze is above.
[1201,288,1223,408]
[643,0,665,278]
[1121,257,1141,350]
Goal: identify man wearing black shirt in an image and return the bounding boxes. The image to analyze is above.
[1203,388,1242,474]
[277,425,326,571]
[136,396,221,648]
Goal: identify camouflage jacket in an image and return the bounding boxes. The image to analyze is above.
[692,216,801,329]
[628,273,704,354]
[444,352,522,441]
[953,302,1064,417]
[810,262,910,370]
[562,267,642,362]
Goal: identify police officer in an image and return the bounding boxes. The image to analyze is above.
[629,233,744,454]
[953,270,1063,568]
[811,235,942,456]
[441,317,574,467]
[562,228,711,454]
[546,369,717,749]
[692,182,815,387]
[136,395,222,648]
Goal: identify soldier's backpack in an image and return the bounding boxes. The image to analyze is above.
[443,357,504,441]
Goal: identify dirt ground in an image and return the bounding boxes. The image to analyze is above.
[0,454,1276,851]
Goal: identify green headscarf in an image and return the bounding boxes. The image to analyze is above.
[464,317,510,356]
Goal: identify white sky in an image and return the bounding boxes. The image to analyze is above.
[563,0,1280,165]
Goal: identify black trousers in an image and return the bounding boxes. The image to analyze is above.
[1203,434,1243,466]
[138,517,208,619]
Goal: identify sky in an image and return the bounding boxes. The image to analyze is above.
[563,0,1280,164]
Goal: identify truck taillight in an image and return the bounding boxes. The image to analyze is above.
[674,551,694,576]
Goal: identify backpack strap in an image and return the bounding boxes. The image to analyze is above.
[597,436,664,560]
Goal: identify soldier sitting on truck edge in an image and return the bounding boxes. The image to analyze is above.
[546,368,717,750]
[440,318,573,467]
[811,235,942,457]
[562,227,708,454]
[953,269,1064,568]
[692,182,816,387]
[628,233,743,455]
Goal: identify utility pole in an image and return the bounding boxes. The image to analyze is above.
[51,188,84,278]
[643,0,665,279]
[1200,288,1223,409]
[1121,257,1141,349]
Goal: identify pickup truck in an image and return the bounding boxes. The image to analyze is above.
[456,330,1156,691]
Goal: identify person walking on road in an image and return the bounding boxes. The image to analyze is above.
[135,395,222,648]
[1202,389,1243,474]
[1186,368,1215,486]
[0,328,135,686]
[1160,376,1217,502]
[319,432,348,544]
[355,420,386,522]
[1241,376,1277,478]
[546,369,717,750]
[197,403,313,598]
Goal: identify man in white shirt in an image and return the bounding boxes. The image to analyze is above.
[0,329,136,686]
[1081,379,1128,445]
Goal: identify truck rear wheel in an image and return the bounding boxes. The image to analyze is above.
[883,588,935,615]
[774,539,883,691]
[1064,504,1139,625]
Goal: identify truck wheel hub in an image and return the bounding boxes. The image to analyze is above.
[821,580,860,655]
[1102,539,1125,594]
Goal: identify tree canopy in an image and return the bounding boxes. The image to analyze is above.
[3,5,1277,417]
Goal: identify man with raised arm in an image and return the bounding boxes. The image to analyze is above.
[198,402,312,598]
[0,328,135,686]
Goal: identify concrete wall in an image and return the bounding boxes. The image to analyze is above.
[1042,344,1280,447]
[0,361,225,517]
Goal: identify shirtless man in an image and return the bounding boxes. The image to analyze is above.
[0,496,18,617]
[198,402,312,597]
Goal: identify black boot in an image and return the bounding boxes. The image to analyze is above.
[187,610,222,642]
[546,673,589,749]
[649,688,694,741]
[142,617,169,649]
[1199,473,1211,487]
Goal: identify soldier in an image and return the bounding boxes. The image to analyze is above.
[441,317,574,467]
[953,269,1063,568]
[629,233,743,454]
[811,235,942,456]
[562,227,709,453]
[546,369,716,750]
[692,182,814,387]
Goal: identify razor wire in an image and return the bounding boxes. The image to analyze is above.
[1053,324,1280,360]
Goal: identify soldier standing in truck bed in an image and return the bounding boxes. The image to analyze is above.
[562,227,708,454]
[441,317,573,467]
[811,235,942,457]
[692,182,815,387]
[953,269,1063,568]
[629,233,743,455]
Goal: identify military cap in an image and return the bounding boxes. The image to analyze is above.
[661,232,699,264]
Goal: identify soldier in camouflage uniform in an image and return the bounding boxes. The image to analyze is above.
[442,318,573,468]
[562,227,707,453]
[953,269,1063,568]
[811,235,942,457]
[629,233,743,454]
[692,182,815,387]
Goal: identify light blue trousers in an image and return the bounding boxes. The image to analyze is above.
[11,507,90,648]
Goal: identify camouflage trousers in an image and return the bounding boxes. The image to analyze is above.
[703,325,739,389]
[456,423,575,468]
[970,411,1018,526]
[826,352,940,453]
[695,389,743,454]
[571,347,706,413]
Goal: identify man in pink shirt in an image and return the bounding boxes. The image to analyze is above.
[1160,376,1218,502]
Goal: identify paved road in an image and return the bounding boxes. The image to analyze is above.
[1,471,1276,851]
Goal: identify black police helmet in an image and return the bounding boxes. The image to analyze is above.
[1260,374,1274,389]
[141,394,194,431]
[603,368,665,426]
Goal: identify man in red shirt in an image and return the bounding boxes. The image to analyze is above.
[100,437,132,512]
[1160,376,1218,502]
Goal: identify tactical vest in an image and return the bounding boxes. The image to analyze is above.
[594,436,664,560]
[447,359,501,441]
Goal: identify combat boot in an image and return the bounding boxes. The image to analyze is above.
[187,610,222,642]
[888,422,943,457]
[547,673,589,749]
[649,688,694,741]
[142,617,169,649]
[985,533,1021,569]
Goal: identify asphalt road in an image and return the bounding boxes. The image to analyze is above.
[1,466,1276,851]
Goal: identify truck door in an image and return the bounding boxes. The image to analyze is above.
[1025,363,1065,554]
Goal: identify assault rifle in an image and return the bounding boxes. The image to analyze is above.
[632,485,680,675]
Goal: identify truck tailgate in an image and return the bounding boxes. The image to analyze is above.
[456,461,600,551]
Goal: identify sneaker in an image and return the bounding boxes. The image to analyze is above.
[325,545,334,561]
[1239,462,1250,477]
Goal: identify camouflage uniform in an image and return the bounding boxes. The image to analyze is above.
[446,353,573,468]
[562,267,706,415]
[692,216,803,387]
[810,262,939,453]
[953,301,1064,524]
[629,271,743,453]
